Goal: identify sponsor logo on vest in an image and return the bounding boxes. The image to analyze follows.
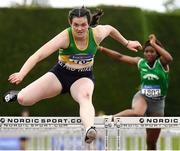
[69,54,93,65]
[143,74,159,80]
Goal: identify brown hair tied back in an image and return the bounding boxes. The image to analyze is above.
[68,6,104,27]
[90,9,104,27]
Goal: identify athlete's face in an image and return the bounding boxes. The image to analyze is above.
[71,16,89,38]
[144,46,158,63]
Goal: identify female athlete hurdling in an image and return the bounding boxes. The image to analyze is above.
[3,6,142,144]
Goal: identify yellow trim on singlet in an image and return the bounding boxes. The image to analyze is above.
[65,29,70,49]
[92,28,99,46]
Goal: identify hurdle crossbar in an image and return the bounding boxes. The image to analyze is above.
[0,116,180,129]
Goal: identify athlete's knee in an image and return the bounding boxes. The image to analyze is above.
[132,108,145,116]
[77,92,92,102]
[17,91,27,106]
[17,90,34,106]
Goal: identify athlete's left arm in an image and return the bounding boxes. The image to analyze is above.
[149,34,173,66]
[93,25,142,52]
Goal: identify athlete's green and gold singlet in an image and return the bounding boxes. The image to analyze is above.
[58,27,98,65]
[138,58,169,98]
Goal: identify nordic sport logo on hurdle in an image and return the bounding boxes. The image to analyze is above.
[0,117,82,124]
[1,117,179,128]
[115,117,180,128]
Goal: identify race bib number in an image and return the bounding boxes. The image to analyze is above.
[141,85,161,98]
[69,54,93,64]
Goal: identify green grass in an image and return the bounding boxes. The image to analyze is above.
[107,135,180,150]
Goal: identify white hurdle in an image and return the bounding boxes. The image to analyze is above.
[0,117,180,150]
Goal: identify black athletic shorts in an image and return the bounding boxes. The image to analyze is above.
[49,61,95,94]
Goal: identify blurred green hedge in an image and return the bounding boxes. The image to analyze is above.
[0,6,179,116]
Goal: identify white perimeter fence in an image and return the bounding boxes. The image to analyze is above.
[0,117,180,150]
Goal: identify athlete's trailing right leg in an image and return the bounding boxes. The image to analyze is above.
[3,72,62,106]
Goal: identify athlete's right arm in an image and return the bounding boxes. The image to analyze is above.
[98,46,140,65]
[8,29,69,85]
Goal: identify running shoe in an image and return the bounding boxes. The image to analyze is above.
[3,90,19,103]
[85,126,97,144]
